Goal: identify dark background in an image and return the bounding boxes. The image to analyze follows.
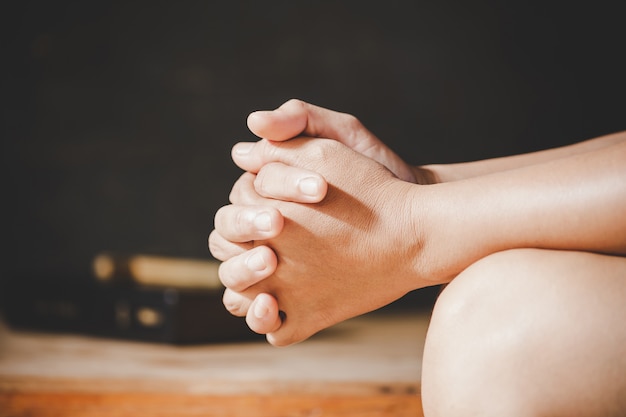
[2,1,625,292]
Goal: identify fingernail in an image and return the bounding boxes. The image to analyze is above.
[253,212,272,231]
[234,142,254,156]
[246,251,266,272]
[254,299,269,319]
[298,177,320,197]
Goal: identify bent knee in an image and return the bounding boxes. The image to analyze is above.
[422,250,539,416]
[421,249,626,417]
[425,249,545,334]
[426,247,619,321]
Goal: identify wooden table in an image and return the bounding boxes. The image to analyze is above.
[0,310,429,417]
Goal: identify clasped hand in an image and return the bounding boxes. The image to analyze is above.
[208,100,429,346]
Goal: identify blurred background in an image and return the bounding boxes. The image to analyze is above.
[2,1,625,300]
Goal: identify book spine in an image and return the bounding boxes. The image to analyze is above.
[92,252,223,290]
[1,280,256,344]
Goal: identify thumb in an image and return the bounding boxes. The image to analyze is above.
[246,99,416,182]
[247,99,307,142]
[247,99,375,149]
[232,138,338,174]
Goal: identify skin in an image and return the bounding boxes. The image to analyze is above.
[210,99,436,339]
[209,99,626,344]
[422,248,626,416]
[209,100,626,415]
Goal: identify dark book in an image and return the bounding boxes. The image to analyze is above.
[0,278,260,344]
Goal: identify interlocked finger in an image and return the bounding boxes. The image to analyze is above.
[207,229,253,261]
[254,162,327,203]
[222,287,254,318]
[213,204,283,243]
[218,245,277,292]
[229,172,262,205]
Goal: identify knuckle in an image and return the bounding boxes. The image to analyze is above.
[228,182,242,204]
[307,142,326,162]
[218,258,246,292]
[253,169,269,197]
[268,331,296,347]
[213,206,229,232]
[222,289,246,317]
[303,139,340,168]
[340,113,365,147]
[229,172,255,204]
[342,113,363,131]
[233,208,252,238]
[264,140,283,163]
[215,206,255,242]
[245,316,267,335]
[218,260,233,288]
[284,98,305,110]
[207,230,226,260]
[290,140,329,169]
[254,162,286,197]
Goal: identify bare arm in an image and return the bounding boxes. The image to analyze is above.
[423,131,626,183]
[211,136,625,345]
[248,99,626,188]
[415,139,626,283]
[210,100,626,344]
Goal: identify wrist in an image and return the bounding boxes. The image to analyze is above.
[399,182,456,288]
[405,180,504,286]
[418,163,475,183]
[411,165,442,185]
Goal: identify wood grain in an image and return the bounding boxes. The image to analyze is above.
[0,392,423,417]
[0,311,429,416]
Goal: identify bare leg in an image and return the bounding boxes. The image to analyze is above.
[421,249,626,417]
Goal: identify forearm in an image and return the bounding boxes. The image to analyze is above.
[420,131,626,183]
[413,139,626,284]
